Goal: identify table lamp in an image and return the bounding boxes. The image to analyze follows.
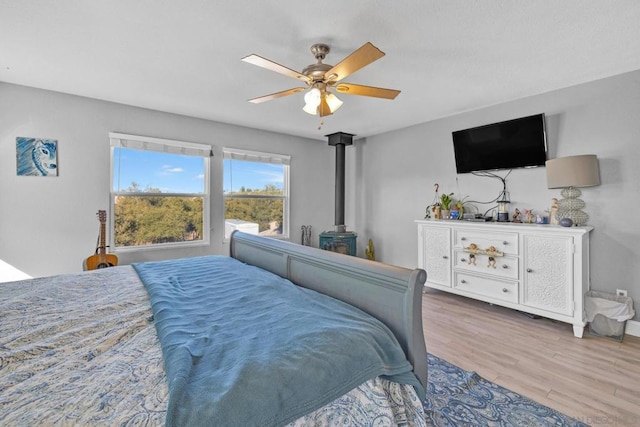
[546,154,600,226]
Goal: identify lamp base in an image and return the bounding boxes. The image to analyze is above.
[555,187,589,226]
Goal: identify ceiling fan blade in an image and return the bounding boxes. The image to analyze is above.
[334,83,400,99]
[248,87,306,104]
[318,97,333,117]
[242,54,311,83]
[324,42,385,83]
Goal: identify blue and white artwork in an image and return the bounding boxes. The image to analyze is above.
[16,137,58,176]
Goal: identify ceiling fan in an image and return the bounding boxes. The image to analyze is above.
[242,42,400,117]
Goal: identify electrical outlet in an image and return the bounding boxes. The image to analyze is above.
[616,289,628,297]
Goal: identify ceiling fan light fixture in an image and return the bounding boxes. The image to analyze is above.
[304,87,321,104]
[303,87,321,115]
[325,92,343,113]
[302,102,318,115]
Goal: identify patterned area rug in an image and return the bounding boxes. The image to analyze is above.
[424,354,589,427]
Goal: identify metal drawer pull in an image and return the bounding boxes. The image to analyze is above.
[461,237,467,241]
[526,268,533,273]
[503,241,508,245]
[502,264,508,269]
[460,279,466,284]
[460,258,466,262]
[443,255,448,259]
[502,288,508,293]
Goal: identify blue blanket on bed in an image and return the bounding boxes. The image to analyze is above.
[133,255,422,427]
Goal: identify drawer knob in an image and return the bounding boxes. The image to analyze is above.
[502,288,508,293]
[527,268,533,273]
[443,255,449,259]
[460,258,466,262]
[461,237,467,241]
[503,241,508,245]
[502,264,508,269]
[460,279,467,284]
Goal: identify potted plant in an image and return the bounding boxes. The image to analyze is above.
[440,192,454,219]
[365,238,375,261]
[425,202,442,219]
[451,197,470,220]
[450,200,462,220]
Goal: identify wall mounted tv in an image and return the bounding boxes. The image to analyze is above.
[452,113,547,174]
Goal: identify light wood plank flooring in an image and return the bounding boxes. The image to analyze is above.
[422,289,640,426]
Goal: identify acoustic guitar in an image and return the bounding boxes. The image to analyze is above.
[84,210,118,270]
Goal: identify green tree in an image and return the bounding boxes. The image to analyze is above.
[225,185,283,233]
[114,183,204,246]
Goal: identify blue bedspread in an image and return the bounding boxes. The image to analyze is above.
[134,255,423,427]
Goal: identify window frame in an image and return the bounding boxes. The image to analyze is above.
[109,132,211,252]
[223,147,290,241]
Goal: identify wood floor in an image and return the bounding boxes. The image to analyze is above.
[422,289,640,426]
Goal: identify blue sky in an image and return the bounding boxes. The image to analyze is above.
[113,148,283,193]
[223,159,284,193]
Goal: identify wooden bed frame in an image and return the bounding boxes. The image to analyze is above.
[229,231,428,389]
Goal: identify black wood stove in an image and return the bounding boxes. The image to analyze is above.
[319,132,357,256]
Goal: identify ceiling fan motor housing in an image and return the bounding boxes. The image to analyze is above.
[310,43,330,61]
[303,44,333,81]
[302,63,333,80]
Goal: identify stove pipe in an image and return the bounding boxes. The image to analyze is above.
[326,132,354,233]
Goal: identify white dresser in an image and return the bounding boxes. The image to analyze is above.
[416,219,593,337]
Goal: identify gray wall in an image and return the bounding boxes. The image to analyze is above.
[0,82,338,277]
[2,71,639,322]
[351,70,640,320]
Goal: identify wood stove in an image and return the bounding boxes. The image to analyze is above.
[319,231,357,255]
[319,132,357,256]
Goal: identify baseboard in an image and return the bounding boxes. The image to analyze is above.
[626,319,640,337]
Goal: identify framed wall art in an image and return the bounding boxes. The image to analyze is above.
[16,137,58,176]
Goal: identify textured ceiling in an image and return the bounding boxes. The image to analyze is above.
[2,0,640,141]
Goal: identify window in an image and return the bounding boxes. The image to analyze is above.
[223,148,290,240]
[110,133,211,249]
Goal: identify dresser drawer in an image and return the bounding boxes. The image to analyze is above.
[454,229,519,255]
[453,272,518,304]
[454,250,519,279]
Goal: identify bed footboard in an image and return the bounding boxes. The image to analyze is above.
[229,231,427,389]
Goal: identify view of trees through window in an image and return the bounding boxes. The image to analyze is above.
[114,184,204,247]
[223,154,288,239]
[225,185,284,233]
[111,141,209,248]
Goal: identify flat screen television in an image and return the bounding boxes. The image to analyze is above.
[452,113,547,174]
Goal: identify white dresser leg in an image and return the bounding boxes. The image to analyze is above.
[573,324,585,338]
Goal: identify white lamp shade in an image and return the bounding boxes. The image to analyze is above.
[325,92,343,113]
[546,154,600,189]
[303,88,321,115]
[302,102,318,115]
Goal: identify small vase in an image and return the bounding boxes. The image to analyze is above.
[441,209,451,220]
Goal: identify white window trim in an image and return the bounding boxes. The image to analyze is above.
[109,132,213,157]
[223,147,290,241]
[109,133,211,252]
[223,147,290,165]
